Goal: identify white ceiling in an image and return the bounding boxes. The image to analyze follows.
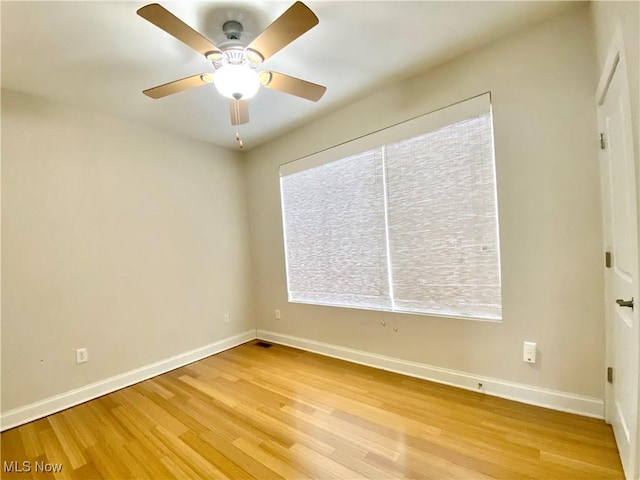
[1,1,577,150]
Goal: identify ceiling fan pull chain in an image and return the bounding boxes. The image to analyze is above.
[234,100,244,149]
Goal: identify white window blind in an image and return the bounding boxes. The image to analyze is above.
[281,150,390,309]
[280,93,502,321]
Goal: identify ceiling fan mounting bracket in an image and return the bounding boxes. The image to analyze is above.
[222,20,243,40]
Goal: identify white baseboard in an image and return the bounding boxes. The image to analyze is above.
[0,330,256,431]
[257,329,604,419]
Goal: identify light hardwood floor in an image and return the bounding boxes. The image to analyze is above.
[1,342,623,479]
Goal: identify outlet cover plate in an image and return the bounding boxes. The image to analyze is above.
[76,348,88,364]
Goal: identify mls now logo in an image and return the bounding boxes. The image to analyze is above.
[3,460,63,473]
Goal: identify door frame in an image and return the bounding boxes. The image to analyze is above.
[596,23,640,479]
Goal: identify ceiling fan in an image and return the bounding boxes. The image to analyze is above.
[137,2,326,147]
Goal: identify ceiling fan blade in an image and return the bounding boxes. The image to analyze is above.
[143,73,211,99]
[247,2,318,62]
[262,71,326,102]
[137,3,221,57]
[229,99,249,126]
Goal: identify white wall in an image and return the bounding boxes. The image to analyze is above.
[245,6,605,399]
[1,89,254,412]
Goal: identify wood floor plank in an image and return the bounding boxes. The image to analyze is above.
[540,449,623,478]
[1,342,624,479]
[259,437,342,479]
[363,451,427,480]
[275,405,371,458]
[38,429,75,480]
[18,422,45,460]
[68,460,103,480]
[284,405,401,461]
[198,430,285,480]
[179,431,257,480]
[134,385,210,436]
[231,437,310,479]
[1,428,34,480]
[30,455,55,480]
[121,439,176,479]
[81,400,133,445]
[183,396,268,446]
[289,442,362,479]
[58,408,98,452]
[159,454,202,480]
[46,416,87,470]
[150,425,229,480]
[327,450,402,480]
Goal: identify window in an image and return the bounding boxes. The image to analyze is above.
[280,93,502,321]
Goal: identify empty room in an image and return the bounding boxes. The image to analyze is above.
[1,0,639,479]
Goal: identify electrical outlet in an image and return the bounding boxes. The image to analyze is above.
[224,313,230,324]
[275,309,281,320]
[76,348,88,364]
[523,341,537,363]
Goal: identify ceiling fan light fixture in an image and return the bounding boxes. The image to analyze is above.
[244,48,264,65]
[214,64,260,100]
[200,73,215,83]
[205,50,224,62]
[259,70,273,87]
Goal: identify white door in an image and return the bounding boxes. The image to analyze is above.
[599,50,640,480]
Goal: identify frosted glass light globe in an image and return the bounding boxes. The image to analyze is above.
[213,65,260,100]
